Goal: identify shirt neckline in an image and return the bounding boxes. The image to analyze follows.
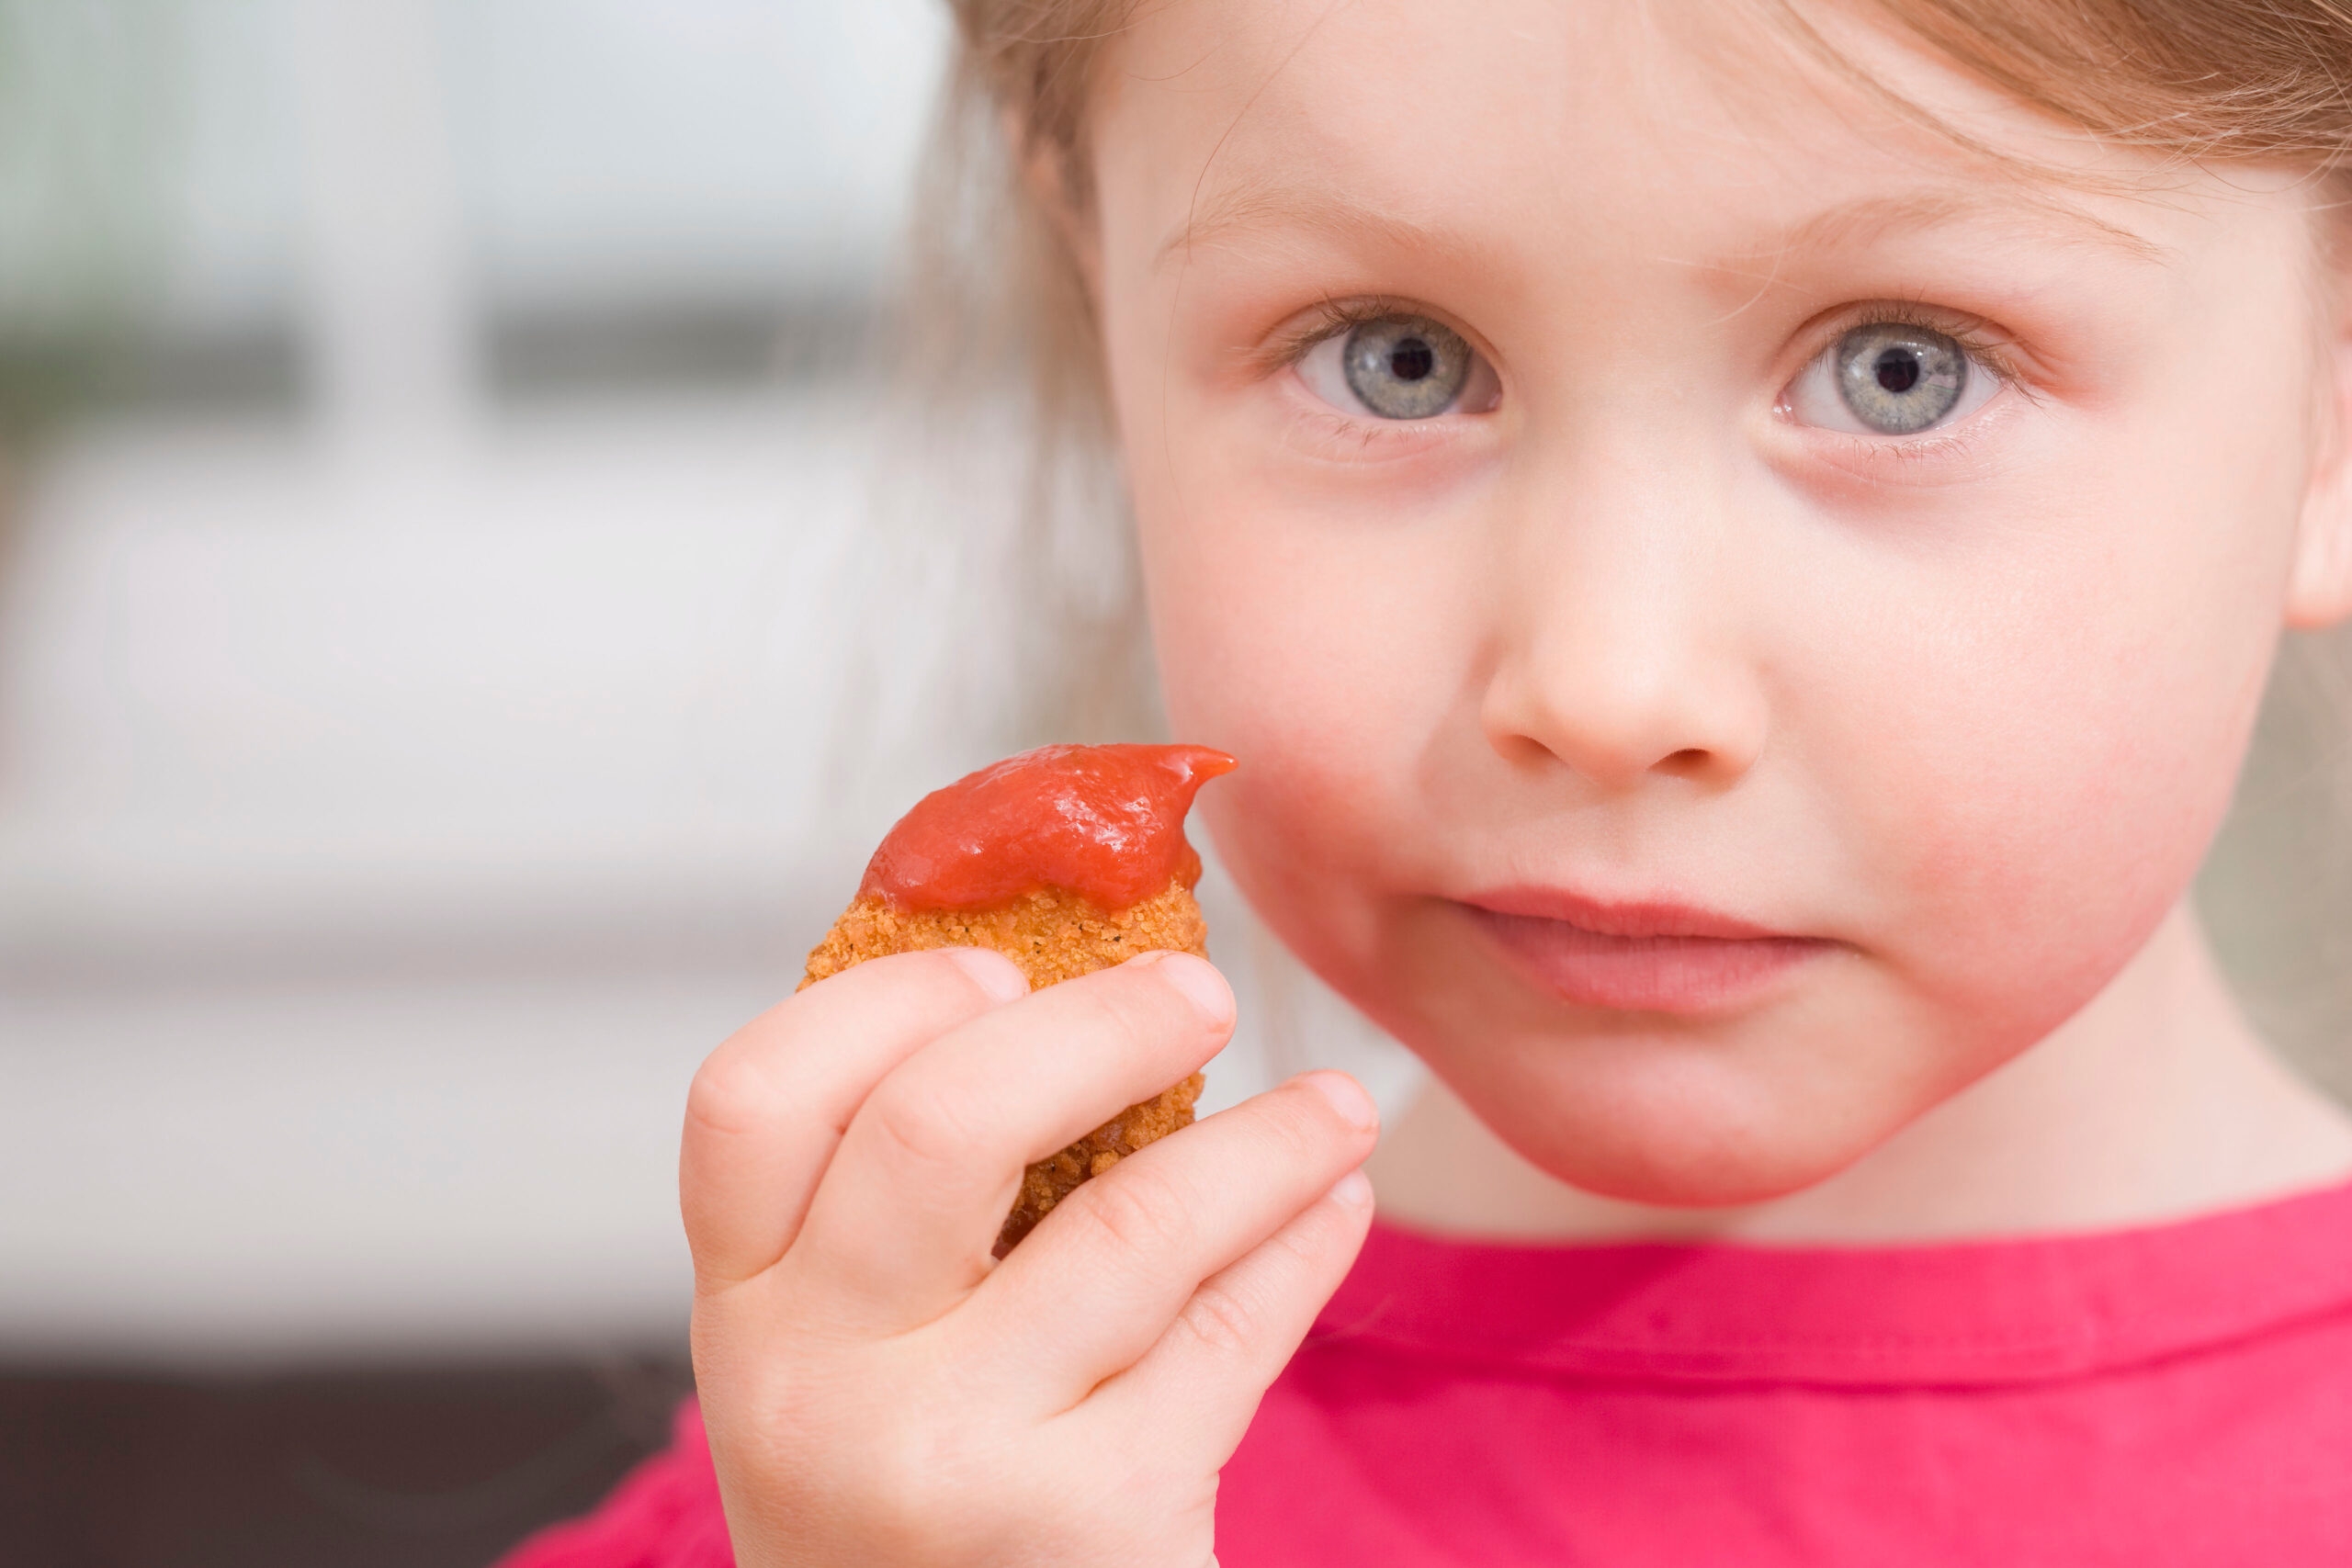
[1310,1177,2352,1387]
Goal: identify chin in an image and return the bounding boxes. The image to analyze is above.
[1537,1126,1880,1211]
[1442,1032,1951,1211]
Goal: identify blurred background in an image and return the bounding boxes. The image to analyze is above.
[0,6,1429,1561]
[3,3,2348,1564]
[0,1,950,1561]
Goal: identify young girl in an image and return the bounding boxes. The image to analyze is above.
[505,0,2352,1561]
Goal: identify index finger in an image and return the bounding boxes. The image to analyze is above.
[680,945,1029,1290]
[787,951,1236,1331]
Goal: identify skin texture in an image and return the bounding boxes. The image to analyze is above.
[1086,0,2352,1224]
[685,2,2352,1562]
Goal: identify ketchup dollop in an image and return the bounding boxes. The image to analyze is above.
[859,743,1238,912]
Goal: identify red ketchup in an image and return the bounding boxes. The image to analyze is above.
[860,743,1238,912]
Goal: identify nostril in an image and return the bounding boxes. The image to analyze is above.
[1660,747,1713,775]
[1490,728,1559,771]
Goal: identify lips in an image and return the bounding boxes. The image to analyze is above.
[1462,889,1831,1014]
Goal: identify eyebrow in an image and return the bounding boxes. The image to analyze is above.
[1154,178,2170,275]
[1154,181,1453,275]
[1765,189,2169,265]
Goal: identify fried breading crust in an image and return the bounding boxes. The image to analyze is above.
[801,877,1208,1255]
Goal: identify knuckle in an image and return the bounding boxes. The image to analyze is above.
[684,1043,777,1142]
[1069,1161,1197,1265]
[1176,1278,1264,1359]
[684,998,835,1143]
[863,1072,990,1179]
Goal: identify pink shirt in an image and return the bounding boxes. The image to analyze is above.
[500,1179,2352,1566]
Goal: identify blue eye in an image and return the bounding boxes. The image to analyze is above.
[1786,320,1998,436]
[1343,318,1469,418]
[1836,325,1966,434]
[1299,313,1500,421]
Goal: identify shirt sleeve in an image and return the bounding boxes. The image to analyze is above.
[492,1397,735,1568]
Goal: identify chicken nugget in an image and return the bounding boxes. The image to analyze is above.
[801,743,1236,1254]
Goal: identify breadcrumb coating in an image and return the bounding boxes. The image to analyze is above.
[801,877,1209,1254]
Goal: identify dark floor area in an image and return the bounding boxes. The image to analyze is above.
[0,1355,695,1568]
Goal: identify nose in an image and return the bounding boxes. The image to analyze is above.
[1476,448,1769,795]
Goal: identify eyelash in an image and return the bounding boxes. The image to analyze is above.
[1260,296,2032,441]
[1264,296,1462,376]
[1794,300,2030,405]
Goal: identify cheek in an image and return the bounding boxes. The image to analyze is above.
[1135,482,1461,928]
[1815,240,2321,1054]
[1848,677,2219,1046]
[1827,459,2292,1047]
[1112,333,1484,909]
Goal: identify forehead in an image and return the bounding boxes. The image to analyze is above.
[1091,0,2211,282]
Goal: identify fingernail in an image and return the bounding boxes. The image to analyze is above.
[1328,1168,1374,1210]
[1141,951,1235,1026]
[945,946,1030,1004]
[1300,1071,1379,1133]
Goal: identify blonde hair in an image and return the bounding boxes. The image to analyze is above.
[938,0,2352,413]
[899,0,2352,1093]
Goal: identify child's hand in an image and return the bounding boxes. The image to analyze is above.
[681,945,1379,1568]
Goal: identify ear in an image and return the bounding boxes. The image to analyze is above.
[1006,107,1103,304]
[2288,288,2352,627]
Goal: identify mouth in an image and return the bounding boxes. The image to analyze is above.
[1460,889,1834,1015]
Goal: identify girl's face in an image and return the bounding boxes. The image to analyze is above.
[1083,0,2352,1202]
